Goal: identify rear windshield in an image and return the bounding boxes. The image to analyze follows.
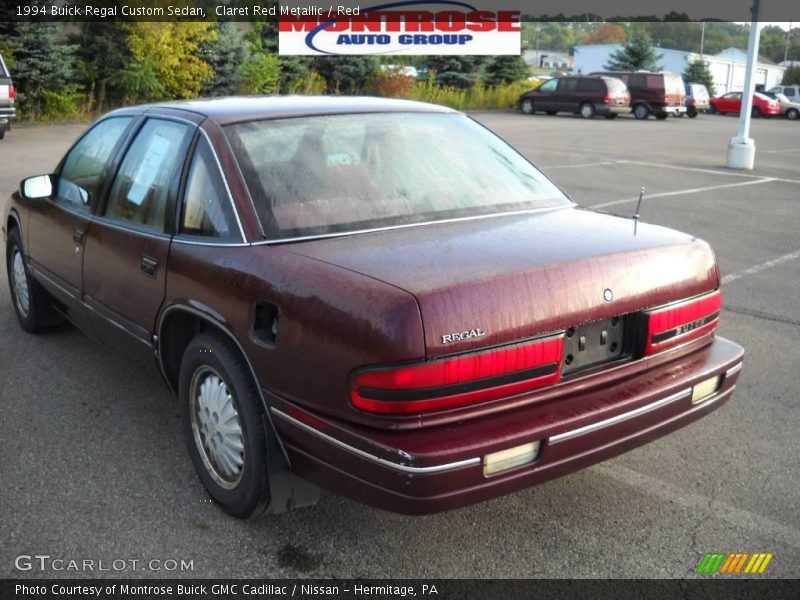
[663,75,684,94]
[604,78,627,94]
[226,112,570,240]
[0,55,9,78]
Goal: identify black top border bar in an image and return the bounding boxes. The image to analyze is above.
[1,0,799,23]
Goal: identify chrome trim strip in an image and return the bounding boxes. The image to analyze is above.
[270,408,481,474]
[28,266,79,301]
[171,238,251,248]
[251,205,574,245]
[83,299,152,347]
[726,362,743,377]
[549,388,693,444]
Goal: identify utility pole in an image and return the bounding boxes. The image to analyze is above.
[726,0,762,170]
[700,21,705,56]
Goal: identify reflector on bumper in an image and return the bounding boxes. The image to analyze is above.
[483,441,541,476]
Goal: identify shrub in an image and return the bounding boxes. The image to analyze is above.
[286,71,328,95]
[40,84,84,121]
[374,69,415,98]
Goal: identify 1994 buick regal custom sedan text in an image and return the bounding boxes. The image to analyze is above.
[3,97,744,518]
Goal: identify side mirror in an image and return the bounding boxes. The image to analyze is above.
[20,175,54,201]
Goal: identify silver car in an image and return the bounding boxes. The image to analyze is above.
[0,53,15,140]
[772,93,800,120]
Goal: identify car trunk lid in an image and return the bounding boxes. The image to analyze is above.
[287,207,719,357]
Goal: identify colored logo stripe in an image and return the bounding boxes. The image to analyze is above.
[696,553,773,574]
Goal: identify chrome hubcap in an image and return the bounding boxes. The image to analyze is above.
[11,249,30,316]
[190,367,245,489]
[581,105,592,117]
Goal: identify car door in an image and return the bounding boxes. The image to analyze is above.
[534,78,558,111]
[25,116,134,328]
[721,93,741,112]
[556,77,579,112]
[82,116,194,365]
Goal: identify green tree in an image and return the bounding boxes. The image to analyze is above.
[782,66,800,86]
[200,22,249,97]
[604,27,663,71]
[684,59,715,95]
[241,54,281,95]
[484,56,530,86]
[255,21,314,92]
[314,56,377,94]
[423,56,487,89]
[8,22,77,119]
[68,23,129,111]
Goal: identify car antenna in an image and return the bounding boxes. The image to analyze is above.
[633,186,645,220]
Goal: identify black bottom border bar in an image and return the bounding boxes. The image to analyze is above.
[2,579,798,600]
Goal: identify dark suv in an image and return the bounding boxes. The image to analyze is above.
[0,53,15,139]
[591,71,686,120]
[518,75,630,119]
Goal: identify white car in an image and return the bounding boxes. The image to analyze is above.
[772,93,800,120]
[0,53,15,140]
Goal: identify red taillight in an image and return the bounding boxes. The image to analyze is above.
[603,94,610,104]
[351,335,564,415]
[644,291,721,355]
[9,85,15,99]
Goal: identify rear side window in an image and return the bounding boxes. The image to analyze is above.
[180,137,239,240]
[646,75,665,91]
[558,78,578,92]
[105,119,191,232]
[628,74,647,91]
[59,117,132,209]
[577,78,603,93]
[785,88,796,97]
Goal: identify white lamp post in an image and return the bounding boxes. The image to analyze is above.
[726,0,762,170]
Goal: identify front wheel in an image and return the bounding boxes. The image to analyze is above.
[6,228,62,332]
[520,99,535,115]
[787,108,799,121]
[579,102,595,119]
[752,106,763,118]
[180,331,271,519]
[633,104,649,120]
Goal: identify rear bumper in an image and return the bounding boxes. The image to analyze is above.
[659,105,687,115]
[597,104,630,115]
[270,336,744,514]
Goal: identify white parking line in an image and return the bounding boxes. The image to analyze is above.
[594,463,800,550]
[540,161,619,169]
[590,178,776,209]
[722,250,800,285]
[615,160,763,179]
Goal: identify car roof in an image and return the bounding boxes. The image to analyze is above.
[106,95,457,125]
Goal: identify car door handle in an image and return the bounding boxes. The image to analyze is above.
[73,226,86,245]
[140,255,159,278]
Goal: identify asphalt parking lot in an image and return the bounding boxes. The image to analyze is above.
[1,112,798,579]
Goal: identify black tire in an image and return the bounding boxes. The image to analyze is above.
[545,110,557,115]
[579,102,595,119]
[604,113,618,119]
[633,104,649,120]
[752,106,762,118]
[0,128,5,140]
[179,331,271,519]
[655,112,669,120]
[708,104,717,115]
[787,108,799,121]
[520,98,535,115]
[6,228,62,332]
[688,110,698,118]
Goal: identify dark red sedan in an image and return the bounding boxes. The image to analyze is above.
[4,97,744,518]
[709,91,781,117]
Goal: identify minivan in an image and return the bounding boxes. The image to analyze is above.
[518,75,630,119]
[591,71,686,120]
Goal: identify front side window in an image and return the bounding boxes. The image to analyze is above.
[538,79,557,93]
[226,112,570,240]
[105,119,191,232]
[180,137,239,240]
[59,117,132,209]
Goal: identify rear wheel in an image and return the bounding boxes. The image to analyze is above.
[708,104,717,115]
[579,102,595,119]
[655,112,669,120]
[752,106,763,118]
[787,108,799,120]
[180,331,271,519]
[688,108,698,118]
[604,113,618,119]
[633,104,649,120]
[520,99,535,115]
[6,228,62,332]
[545,110,557,115]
